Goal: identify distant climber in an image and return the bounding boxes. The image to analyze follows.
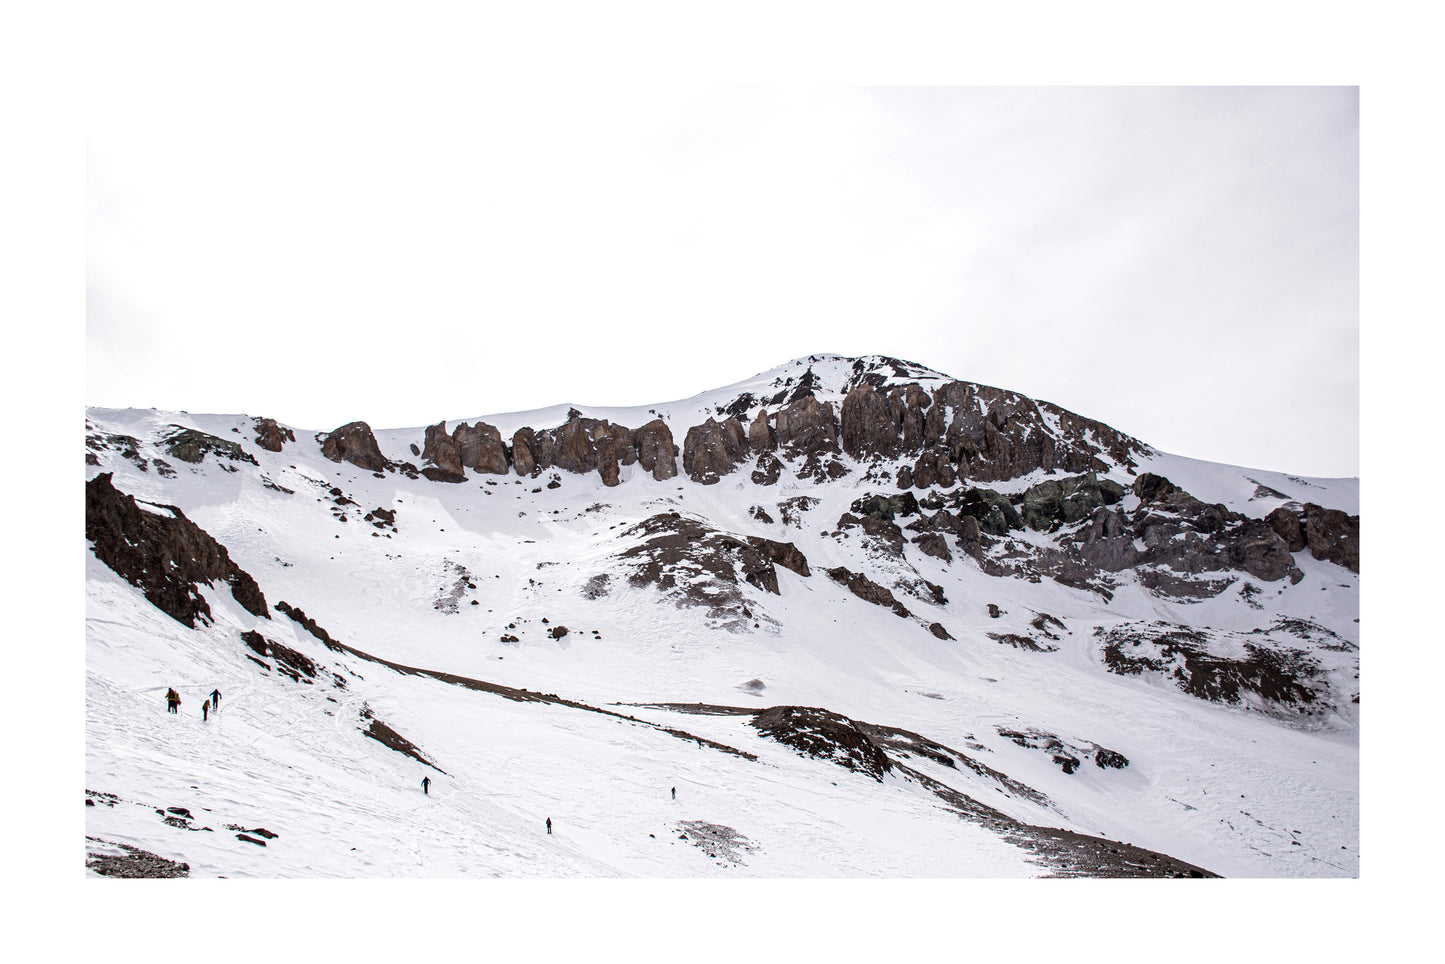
[165,688,180,714]
[202,701,209,722]
[546,817,552,834]
[422,776,430,795]
[210,689,221,709]
[671,787,676,800]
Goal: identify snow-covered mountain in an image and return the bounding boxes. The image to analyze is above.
[84,353,1359,877]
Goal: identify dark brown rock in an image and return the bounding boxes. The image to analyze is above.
[774,395,840,456]
[826,566,911,618]
[841,383,901,459]
[511,427,540,477]
[1221,519,1297,582]
[634,419,678,481]
[253,418,294,453]
[453,422,509,475]
[597,434,620,487]
[748,409,776,452]
[913,532,953,564]
[420,421,466,483]
[751,452,783,486]
[747,537,811,578]
[1303,503,1360,573]
[321,422,389,472]
[920,380,1142,485]
[86,473,269,629]
[1266,506,1306,552]
[911,450,956,490]
[683,418,749,484]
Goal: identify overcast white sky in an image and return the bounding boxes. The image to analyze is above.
[87,20,1357,477]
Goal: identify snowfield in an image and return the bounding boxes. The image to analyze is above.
[83,356,1359,882]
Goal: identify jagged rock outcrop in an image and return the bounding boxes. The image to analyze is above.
[683,418,749,485]
[840,383,932,460]
[420,421,467,483]
[899,380,1148,488]
[163,427,258,466]
[774,395,840,456]
[750,706,893,781]
[747,537,811,578]
[910,450,956,490]
[453,421,510,475]
[1266,501,1361,573]
[1266,506,1306,552]
[751,452,783,486]
[1021,474,1108,532]
[511,427,540,477]
[1302,504,1360,573]
[321,422,389,472]
[826,566,911,618]
[748,409,776,452]
[86,472,269,628]
[913,532,953,564]
[634,419,678,481]
[841,383,901,459]
[955,487,1022,536]
[508,413,637,486]
[597,434,620,487]
[851,492,921,522]
[252,418,294,453]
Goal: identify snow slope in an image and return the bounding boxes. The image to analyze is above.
[84,355,1359,878]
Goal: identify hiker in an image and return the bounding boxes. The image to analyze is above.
[671,787,676,800]
[422,776,430,795]
[202,701,209,722]
[546,817,552,834]
[210,689,221,709]
[165,688,180,714]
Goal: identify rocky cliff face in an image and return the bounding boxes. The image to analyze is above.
[86,472,269,628]
[321,422,390,472]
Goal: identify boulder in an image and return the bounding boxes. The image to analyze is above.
[1266,506,1306,552]
[420,421,466,483]
[911,450,956,490]
[748,409,777,452]
[321,422,389,472]
[683,417,749,484]
[825,566,911,618]
[1132,473,1180,504]
[453,422,509,475]
[912,532,953,564]
[597,434,620,487]
[747,537,811,578]
[511,427,540,477]
[1225,518,1298,582]
[1303,503,1360,573]
[253,418,294,453]
[634,419,678,481]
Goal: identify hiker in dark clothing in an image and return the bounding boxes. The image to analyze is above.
[165,688,180,714]
[422,777,430,795]
[210,689,221,709]
[671,787,676,800]
[202,701,209,722]
[546,817,552,834]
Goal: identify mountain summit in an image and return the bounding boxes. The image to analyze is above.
[85,354,1359,878]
